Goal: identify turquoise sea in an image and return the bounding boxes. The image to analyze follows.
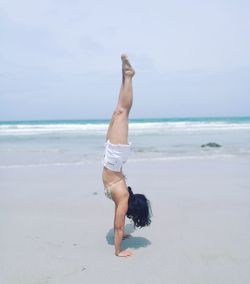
[0,117,250,168]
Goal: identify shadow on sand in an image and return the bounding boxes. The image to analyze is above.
[106,223,151,250]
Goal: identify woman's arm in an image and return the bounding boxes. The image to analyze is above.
[114,198,133,257]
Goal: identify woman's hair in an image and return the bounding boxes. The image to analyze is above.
[126,186,152,228]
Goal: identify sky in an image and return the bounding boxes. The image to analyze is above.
[0,0,250,121]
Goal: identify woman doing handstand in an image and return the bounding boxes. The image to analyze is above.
[102,54,151,257]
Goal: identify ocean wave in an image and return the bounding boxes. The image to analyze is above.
[0,123,108,136]
[1,120,250,136]
[130,122,250,133]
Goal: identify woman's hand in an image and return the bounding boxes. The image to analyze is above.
[116,250,133,257]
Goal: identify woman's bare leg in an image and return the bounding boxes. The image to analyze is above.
[106,54,135,144]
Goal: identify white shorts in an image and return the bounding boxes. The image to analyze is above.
[103,140,131,172]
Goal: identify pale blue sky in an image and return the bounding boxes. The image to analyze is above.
[0,0,250,120]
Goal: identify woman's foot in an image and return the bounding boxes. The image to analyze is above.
[121,54,135,78]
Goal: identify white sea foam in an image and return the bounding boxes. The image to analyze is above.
[130,122,250,133]
[1,121,250,136]
[0,123,108,136]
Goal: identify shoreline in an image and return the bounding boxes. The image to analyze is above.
[0,153,249,170]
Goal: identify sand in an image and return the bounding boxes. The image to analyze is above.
[0,157,250,284]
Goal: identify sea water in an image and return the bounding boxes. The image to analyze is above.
[0,117,250,168]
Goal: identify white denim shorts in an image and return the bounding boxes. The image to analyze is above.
[103,140,131,172]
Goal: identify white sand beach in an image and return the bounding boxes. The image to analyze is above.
[1,157,250,284]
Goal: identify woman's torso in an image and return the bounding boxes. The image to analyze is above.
[102,167,124,187]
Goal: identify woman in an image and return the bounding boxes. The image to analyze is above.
[102,54,151,257]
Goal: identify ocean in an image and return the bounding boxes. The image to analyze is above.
[0,117,250,168]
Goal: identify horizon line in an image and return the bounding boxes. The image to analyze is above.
[1,115,250,123]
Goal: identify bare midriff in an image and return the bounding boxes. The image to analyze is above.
[102,167,124,187]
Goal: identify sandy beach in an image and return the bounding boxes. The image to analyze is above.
[0,157,250,284]
[1,0,250,281]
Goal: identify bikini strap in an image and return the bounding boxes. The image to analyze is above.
[107,177,124,188]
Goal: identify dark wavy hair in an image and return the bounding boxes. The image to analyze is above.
[126,186,152,228]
